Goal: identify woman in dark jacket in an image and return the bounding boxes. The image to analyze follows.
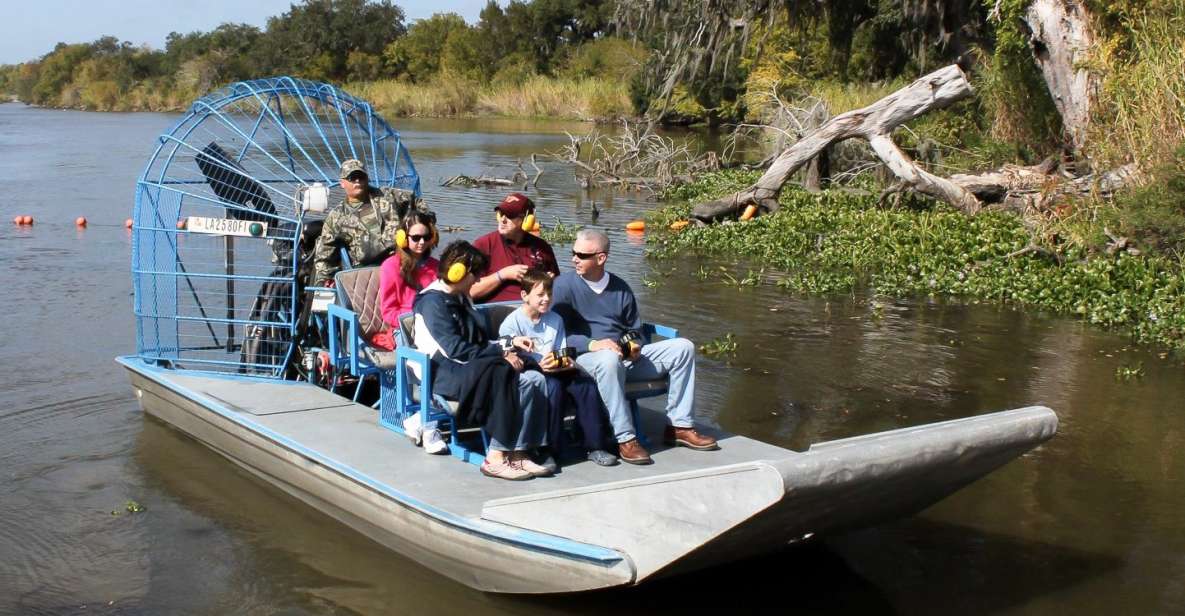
[411,241,550,480]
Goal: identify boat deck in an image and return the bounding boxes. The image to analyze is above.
[158,367,795,518]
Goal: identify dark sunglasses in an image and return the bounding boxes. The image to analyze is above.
[407,233,430,242]
[345,174,368,183]
[571,250,604,260]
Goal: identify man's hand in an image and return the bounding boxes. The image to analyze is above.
[503,352,524,371]
[322,279,336,288]
[539,354,560,372]
[589,338,623,357]
[512,336,534,353]
[627,342,643,362]
[498,264,529,282]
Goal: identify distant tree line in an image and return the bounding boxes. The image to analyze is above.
[0,0,623,111]
[0,0,1162,143]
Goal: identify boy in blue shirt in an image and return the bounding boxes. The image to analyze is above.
[499,270,618,467]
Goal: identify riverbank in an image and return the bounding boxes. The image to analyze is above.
[3,75,635,121]
[648,170,1185,352]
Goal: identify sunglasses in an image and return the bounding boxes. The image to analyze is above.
[571,250,604,260]
[345,174,368,183]
[407,233,430,243]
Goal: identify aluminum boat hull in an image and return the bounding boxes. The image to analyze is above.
[119,356,1057,594]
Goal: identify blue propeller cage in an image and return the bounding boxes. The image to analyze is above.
[131,77,419,377]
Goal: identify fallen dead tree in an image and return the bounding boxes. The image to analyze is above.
[693,63,1133,223]
[442,156,543,190]
[694,65,981,221]
[549,120,719,192]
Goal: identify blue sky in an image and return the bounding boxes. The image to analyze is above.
[0,0,490,64]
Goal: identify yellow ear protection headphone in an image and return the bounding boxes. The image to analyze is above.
[446,259,469,283]
[496,210,536,232]
[395,228,408,250]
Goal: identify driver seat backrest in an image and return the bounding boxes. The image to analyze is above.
[335,266,385,339]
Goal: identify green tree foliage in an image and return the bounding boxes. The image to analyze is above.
[260,0,406,81]
[383,13,469,82]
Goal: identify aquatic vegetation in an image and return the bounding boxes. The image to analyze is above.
[698,333,738,358]
[538,219,582,244]
[719,267,764,288]
[650,173,1185,350]
[1115,363,1145,381]
[111,499,146,516]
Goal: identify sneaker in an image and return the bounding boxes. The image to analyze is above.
[402,413,423,446]
[617,439,653,465]
[512,452,554,477]
[423,428,449,455]
[587,449,619,466]
[481,458,533,481]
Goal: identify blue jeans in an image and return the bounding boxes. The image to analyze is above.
[574,338,696,443]
[487,369,548,451]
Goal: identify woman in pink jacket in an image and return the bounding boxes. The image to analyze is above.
[374,210,440,350]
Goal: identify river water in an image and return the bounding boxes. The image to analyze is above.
[1,102,1183,615]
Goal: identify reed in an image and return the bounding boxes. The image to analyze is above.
[347,75,632,120]
[1090,7,1185,172]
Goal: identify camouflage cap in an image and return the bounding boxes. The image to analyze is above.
[339,159,367,179]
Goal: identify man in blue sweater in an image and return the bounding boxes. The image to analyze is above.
[551,229,719,464]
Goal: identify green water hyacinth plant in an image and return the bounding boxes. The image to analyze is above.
[649,171,1185,351]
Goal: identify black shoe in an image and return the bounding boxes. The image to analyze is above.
[533,448,560,474]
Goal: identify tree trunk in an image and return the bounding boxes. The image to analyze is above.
[693,64,978,221]
[1022,0,1096,154]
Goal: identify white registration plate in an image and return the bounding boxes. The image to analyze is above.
[185,216,268,238]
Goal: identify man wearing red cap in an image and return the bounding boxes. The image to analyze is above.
[470,193,560,303]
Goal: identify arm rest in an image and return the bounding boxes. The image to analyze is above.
[641,322,679,344]
[327,303,361,376]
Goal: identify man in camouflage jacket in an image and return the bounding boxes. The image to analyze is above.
[312,159,424,286]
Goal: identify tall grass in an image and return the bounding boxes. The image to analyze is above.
[1090,7,1185,172]
[347,75,633,120]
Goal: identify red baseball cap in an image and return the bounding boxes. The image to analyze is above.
[495,193,534,218]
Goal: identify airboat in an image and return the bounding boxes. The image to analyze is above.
[118,77,1058,594]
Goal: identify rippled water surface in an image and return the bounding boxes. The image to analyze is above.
[2,103,1184,615]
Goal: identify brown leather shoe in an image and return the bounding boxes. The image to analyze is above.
[664,425,720,451]
[617,438,653,465]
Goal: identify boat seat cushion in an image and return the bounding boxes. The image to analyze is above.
[335,266,385,339]
[360,345,396,370]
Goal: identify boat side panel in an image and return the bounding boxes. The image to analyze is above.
[125,367,635,594]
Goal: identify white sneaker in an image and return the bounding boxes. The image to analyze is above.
[402,413,423,446]
[423,428,449,455]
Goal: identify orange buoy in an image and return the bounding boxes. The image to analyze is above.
[740,204,758,221]
[124,218,133,229]
[22,215,33,225]
[176,219,187,230]
[12,216,21,225]
[75,217,87,227]
[625,220,646,232]
[669,220,690,231]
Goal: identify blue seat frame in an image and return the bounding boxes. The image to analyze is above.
[326,303,378,399]
[378,313,488,466]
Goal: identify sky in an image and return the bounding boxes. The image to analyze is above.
[0,0,491,64]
